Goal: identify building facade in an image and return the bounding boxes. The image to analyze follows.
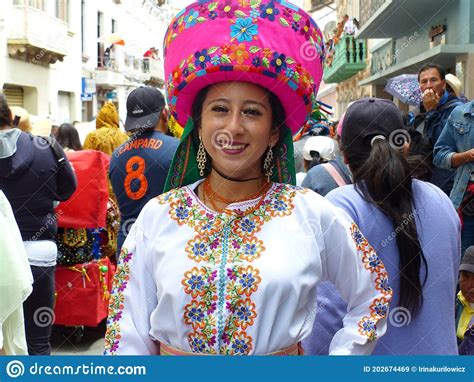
[357,0,474,105]
[0,0,171,126]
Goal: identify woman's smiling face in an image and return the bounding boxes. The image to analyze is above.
[199,81,279,180]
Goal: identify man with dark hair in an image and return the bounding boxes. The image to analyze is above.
[109,87,179,254]
[415,63,463,195]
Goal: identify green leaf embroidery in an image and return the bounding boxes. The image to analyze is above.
[188,63,196,72]
[235,10,247,17]
[250,0,262,7]
[293,13,301,22]
[285,57,296,64]
[279,17,290,27]
[249,46,262,53]
[262,57,270,68]
[207,46,219,54]
[221,55,231,64]
[208,2,218,11]
[197,17,207,22]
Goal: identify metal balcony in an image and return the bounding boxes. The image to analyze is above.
[323,36,367,83]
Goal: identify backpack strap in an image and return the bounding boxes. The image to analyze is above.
[321,163,347,187]
[29,133,66,169]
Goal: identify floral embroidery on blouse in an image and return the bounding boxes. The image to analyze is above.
[350,224,392,342]
[104,248,134,355]
[157,183,301,354]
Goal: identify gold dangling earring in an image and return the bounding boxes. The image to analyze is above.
[263,145,274,181]
[197,136,207,177]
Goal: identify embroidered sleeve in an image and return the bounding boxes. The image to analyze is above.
[320,208,393,355]
[104,219,158,355]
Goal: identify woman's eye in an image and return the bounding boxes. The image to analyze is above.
[212,105,228,113]
[243,109,262,116]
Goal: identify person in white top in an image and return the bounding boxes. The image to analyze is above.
[104,0,392,356]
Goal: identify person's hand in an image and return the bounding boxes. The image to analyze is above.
[469,148,474,162]
[422,88,440,111]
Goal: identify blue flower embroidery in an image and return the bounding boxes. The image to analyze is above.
[194,49,210,69]
[175,206,189,219]
[249,9,260,19]
[190,335,206,352]
[273,199,287,212]
[236,305,252,322]
[259,1,280,22]
[244,243,257,257]
[374,302,388,317]
[270,52,287,73]
[252,56,262,67]
[232,338,249,354]
[368,254,381,269]
[211,55,220,65]
[185,9,199,29]
[188,274,205,291]
[362,319,376,333]
[240,272,256,289]
[240,218,256,233]
[193,242,207,258]
[230,17,258,42]
[187,306,205,324]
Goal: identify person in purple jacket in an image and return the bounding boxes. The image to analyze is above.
[303,98,461,355]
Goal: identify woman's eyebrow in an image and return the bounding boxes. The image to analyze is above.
[206,98,268,110]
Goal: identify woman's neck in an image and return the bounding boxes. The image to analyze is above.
[198,169,269,212]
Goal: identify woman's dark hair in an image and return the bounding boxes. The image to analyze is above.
[190,84,286,176]
[0,94,12,127]
[406,128,433,181]
[342,136,428,317]
[56,123,83,151]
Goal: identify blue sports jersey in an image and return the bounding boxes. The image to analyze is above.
[109,129,179,252]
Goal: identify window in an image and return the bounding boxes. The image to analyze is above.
[56,0,69,22]
[27,0,45,11]
[112,19,117,33]
[3,85,24,108]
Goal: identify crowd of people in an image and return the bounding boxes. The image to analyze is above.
[0,0,473,357]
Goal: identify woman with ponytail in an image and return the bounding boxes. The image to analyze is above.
[303,98,461,355]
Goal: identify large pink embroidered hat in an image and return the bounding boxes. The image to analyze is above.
[163,0,325,135]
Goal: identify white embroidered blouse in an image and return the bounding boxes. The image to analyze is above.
[104,181,392,355]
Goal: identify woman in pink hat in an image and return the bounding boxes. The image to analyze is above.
[105,0,392,356]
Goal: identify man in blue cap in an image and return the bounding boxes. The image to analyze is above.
[109,86,179,254]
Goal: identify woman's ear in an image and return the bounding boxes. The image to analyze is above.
[270,128,280,147]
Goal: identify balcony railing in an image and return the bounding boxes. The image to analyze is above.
[7,5,68,65]
[359,0,388,29]
[323,36,367,84]
[143,58,165,87]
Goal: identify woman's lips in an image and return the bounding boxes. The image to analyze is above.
[220,143,248,155]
